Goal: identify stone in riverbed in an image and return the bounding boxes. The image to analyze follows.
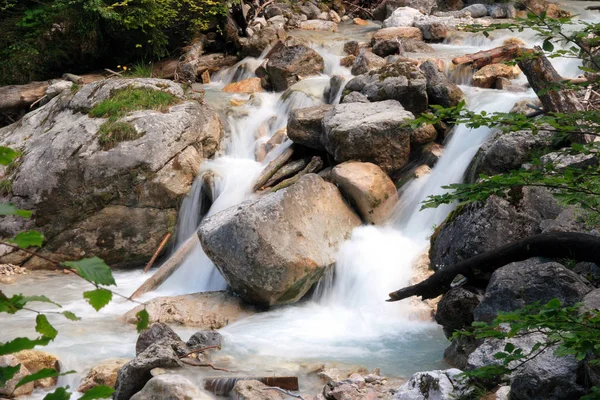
[136,322,187,357]
[186,331,223,349]
[287,104,331,150]
[322,100,414,173]
[14,350,60,388]
[435,287,482,338]
[341,92,370,103]
[232,380,285,400]
[383,7,424,27]
[351,51,387,75]
[473,259,592,323]
[124,291,255,328]
[472,63,521,88]
[330,161,398,225]
[130,374,212,400]
[300,20,338,32]
[266,43,324,91]
[419,60,464,108]
[198,174,361,306]
[0,355,35,397]
[373,26,423,41]
[78,358,130,393]
[394,369,470,399]
[222,78,263,94]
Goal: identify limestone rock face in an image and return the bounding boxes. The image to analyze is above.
[124,291,255,328]
[198,174,361,306]
[0,78,222,269]
[0,355,35,397]
[78,358,130,393]
[330,162,398,225]
[474,259,592,323]
[266,43,324,91]
[394,369,470,400]
[130,374,212,400]
[322,100,414,173]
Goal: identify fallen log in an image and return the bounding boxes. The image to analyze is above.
[387,232,600,302]
[153,53,239,81]
[143,232,172,273]
[271,156,323,192]
[130,234,197,299]
[204,376,299,396]
[253,146,295,191]
[0,82,50,112]
[176,38,206,82]
[264,157,309,188]
[452,44,521,69]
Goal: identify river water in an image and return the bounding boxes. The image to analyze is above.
[0,5,594,398]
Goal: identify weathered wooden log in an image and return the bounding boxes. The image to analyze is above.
[0,82,50,112]
[253,146,295,191]
[264,157,309,188]
[143,232,172,273]
[176,38,206,82]
[130,235,197,299]
[271,156,323,192]
[62,73,84,84]
[154,53,239,81]
[518,46,588,142]
[204,376,299,396]
[452,44,521,69]
[387,232,600,302]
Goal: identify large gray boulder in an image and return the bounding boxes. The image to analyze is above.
[466,130,555,182]
[322,100,414,173]
[113,342,184,400]
[136,323,187,357]
[419,60,464,108]
[0,78,221,269]
[130,374,212,400]
[266,43,324,91]
[198,174,361,306]
[287,105,331,150]
[474,259,592,323]
[429,187,563,270]
[344,61,428,114]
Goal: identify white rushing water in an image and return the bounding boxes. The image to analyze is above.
[0,6,595,397]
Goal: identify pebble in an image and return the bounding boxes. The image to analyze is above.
[0,264,27,276]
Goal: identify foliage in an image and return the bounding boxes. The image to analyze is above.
[0,0,228,85]
[0,146,149,398]
[454,299,600,399]
[97,121,143,150]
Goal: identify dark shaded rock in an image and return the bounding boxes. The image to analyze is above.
[113,342,183,400]
[444,335,480,369]
[351,51,387,75]
[373,0,404,21]
[401,38,435,53]
[241,27,287,58]
[575,263,600,287]
[372,39,402,57]
[186,331,223,349]
[266,43,324,91]
[435,287,482,338]
[136,323,186,357]
[430,187,563,270]
[582,288,600,311]
[419,60,464,108]
[410,123,437,145]
[487,3,516,18]
[343,41,360,56]
[322,100,414,173]
[327,75,345,104]
[287,105,331,150]
[474,259,592,323]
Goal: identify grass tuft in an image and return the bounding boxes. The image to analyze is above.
[0,179,12,196]
[97,121,143,151]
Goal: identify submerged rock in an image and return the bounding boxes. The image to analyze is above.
[198,174,361,306]
[322,100,414,173]
[0,78,222,269]
[78,358,130,393]
[330,161,398,225]
[124,291,255,328]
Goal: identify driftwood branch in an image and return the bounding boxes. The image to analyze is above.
[179,345,221,359]
[253,146,295,191]
[387,232,600,302]
[270,156,323,192]
[143,232,172,273]
[180,359,231,372]
[452,44,521,69]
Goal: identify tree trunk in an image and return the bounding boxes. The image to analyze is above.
[0,82,49,112]
[387,232,600,302]
[176,38,206,83]
[154,54,239,81]
[452,44,522,69]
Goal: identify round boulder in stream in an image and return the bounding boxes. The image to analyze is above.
[197,174,361,306]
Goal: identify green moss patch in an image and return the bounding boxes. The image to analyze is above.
[89,86,180,150]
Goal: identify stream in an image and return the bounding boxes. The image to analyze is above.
[0,3,595,398]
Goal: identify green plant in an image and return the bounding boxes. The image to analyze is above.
[89,87,180,120]
[97,121,142,150]
[0,146,150,399]
[0,179,12,196]
[454,299,600,399]
[126,62,155,78]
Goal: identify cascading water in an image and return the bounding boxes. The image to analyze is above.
[2,5,597,398]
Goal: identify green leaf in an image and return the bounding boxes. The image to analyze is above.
[542,39,554,52]
[0,146,18,165]
[504,342,515,353]
[0,203,32,218]
[10,231,44,248]
[43,386,71,400]
[0,336,52,356]
[83,289,112,311]
[0,364,21,386]
[63,257,115,286]
[15,368,59,389]
[136,309,149,333]
[79,385,115,400]
[36,314,58,340]
[61,311,81,321]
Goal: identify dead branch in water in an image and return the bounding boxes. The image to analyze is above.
[253,146,295,191]
[143,232,172,273]
[179,345,221,359]
[180,359,231,372]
